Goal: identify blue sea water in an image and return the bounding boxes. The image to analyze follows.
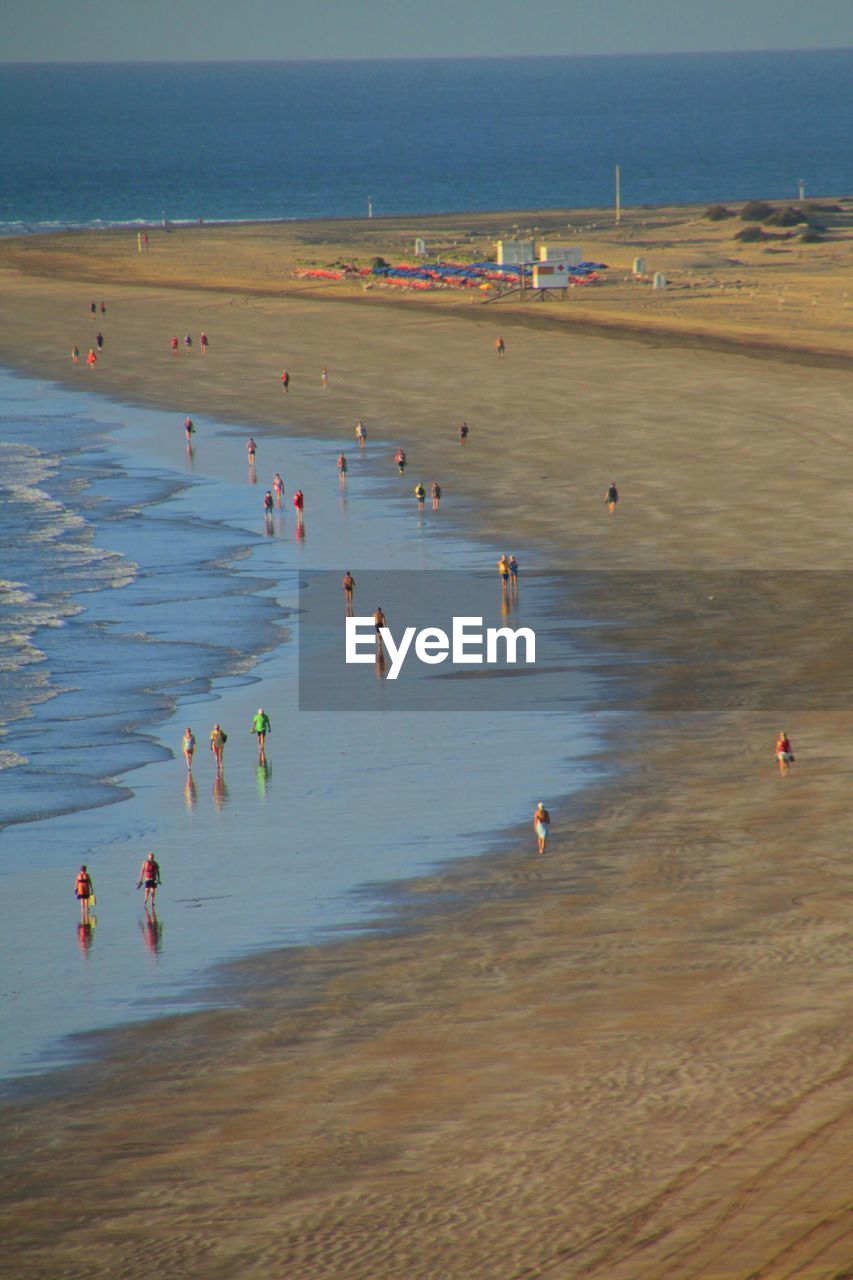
[1,50,851,234]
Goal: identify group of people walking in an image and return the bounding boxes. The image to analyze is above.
[182,710,271,773]
[74,851,162,925]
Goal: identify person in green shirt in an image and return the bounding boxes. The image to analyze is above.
[250,708,271,756]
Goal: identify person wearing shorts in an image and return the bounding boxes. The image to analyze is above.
[497,553,510,596]
[137,852,161,909]
[414,483,426,509]
[431,482,441,510]
[293,489,304,526]
[775,731,794,776]
[250,708,271,755]
[281,370,290,392]
[355,420,366,447]
[459,422,469,446]
[606,482,619,514]
[170,336,179,355]
[182,728,196,770]
[338,453,348,483]
[273,473,284,505]
[200,332,208,353]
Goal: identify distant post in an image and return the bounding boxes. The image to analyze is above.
[798,178,805,201]
[615,165,621,225]
[368,195,373,219]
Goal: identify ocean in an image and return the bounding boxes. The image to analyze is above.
[1,50,851,235]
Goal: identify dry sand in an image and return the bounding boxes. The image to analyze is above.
[0,214,852,1279]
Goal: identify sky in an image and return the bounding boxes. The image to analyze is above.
[0,0,851,61]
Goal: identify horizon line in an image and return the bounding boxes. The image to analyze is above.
[1,45,851,67]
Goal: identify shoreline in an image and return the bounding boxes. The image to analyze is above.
[1,237,852,1277]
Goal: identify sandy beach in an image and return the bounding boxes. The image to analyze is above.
[1,211,852,1278]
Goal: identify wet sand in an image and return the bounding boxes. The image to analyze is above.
[1,221,852,1277]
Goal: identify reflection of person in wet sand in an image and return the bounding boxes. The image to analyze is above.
[213,771,229,810]
[184,773,197,811]
[342,570,355,614]
[75,864,94,924]
[137,852,162,910]
[533,802,550,854]
[140,914,164,954]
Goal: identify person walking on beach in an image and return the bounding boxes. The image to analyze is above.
[263,489,274,517]
[184,416,195,445]
[497,553,510,597]
[184,333,193,353]
[533,802,550,855]
[342,570,355,614]
[459,421,469,446]
[414,482,426,510]
[508,553,519,595]
[374,606,387,651]
[431,482,441,510]
[247,438,257,474]
[280,369,290,393]
[200,331,208,353]
[293,489,304,528]
[250,708,271,757]
[75,865,94,924]
[605,481,619,514]
[210,723,227,769]
[337,452,348,484]
[136,852,162,910]
[90,302,97,318]
[87,348,97,367]
[776,730,795,777]
[95,331,104,353]
[71,345,79,365]
[355,420,366,447]
[496,336,506,359]
[321,366,328,389]
[100,301,106,316]
[182,728,196,770]
[395,448,407,474]
[273,472,284,505]
[170,336,179,355]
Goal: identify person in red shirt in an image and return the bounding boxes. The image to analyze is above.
[775,731,794,776]
[293,489,304,527]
